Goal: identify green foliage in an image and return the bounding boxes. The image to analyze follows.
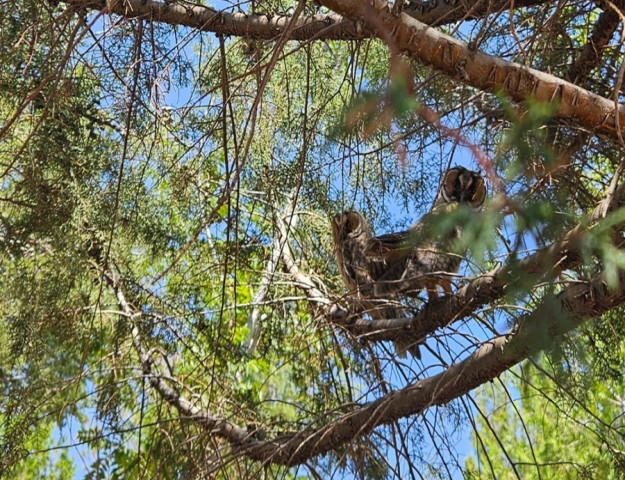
[465,355,625,479]
[1,421,76,480]
[1,1,624,479]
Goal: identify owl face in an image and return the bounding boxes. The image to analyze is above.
[331,211,370,243]
[439,166,486,208]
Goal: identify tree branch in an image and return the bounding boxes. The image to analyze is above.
[318,0,625,142]
[102,200,625,467]
[243,225,285,355]
[272,204,351,320]
[58,0,550,41]
[58,0,625,140]
[103,269,256,445]
[231,265,625,466]
[566,4,621,84]
[336,179,625,348]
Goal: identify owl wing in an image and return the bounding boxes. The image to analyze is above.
[366,228,424,358]
[366,227,421,266]
[332,212,419,358]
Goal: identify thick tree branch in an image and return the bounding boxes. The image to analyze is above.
[102,206,625,468]
[58,0,625,140]
[231,265,625,466]
[59,0,550,40]
[566,5,621,84]
[318,0,625,142]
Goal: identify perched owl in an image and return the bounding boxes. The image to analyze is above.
[367,166,487,300]
[331,211,404,322]
[331,166,487,358]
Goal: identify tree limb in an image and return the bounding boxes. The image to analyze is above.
[103,269,255,445]
[272,204,351,320]
[566,4,621,84]
[58,0,625,140]
[231,265,625,466]
[318,0,625,142]
[336,179,625,348]
[102,203,625,467]
[58,0,550,41]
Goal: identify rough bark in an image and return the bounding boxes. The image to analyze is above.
[334,178,625,348]
[318,0,625,142]
[58,0,625,141]
[59,0,551,40]
[231,268,625,465]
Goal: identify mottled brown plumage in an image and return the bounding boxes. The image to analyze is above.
[331,211,403,322]
[331,167,487,358]
[369,166,486,300]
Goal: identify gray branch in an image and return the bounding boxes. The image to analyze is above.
[104,270,257,445]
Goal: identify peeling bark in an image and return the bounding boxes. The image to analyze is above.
[318,0,625,141]
[57,0,625,140]
[58,0,550,40]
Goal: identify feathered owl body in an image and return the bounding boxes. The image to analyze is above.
[331,166,486,358]
[368,166,486,300]
[331,211,402,320]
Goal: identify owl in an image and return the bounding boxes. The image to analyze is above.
[367,166,487,300]
[331,167,486,358]
[331,211,404,322]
